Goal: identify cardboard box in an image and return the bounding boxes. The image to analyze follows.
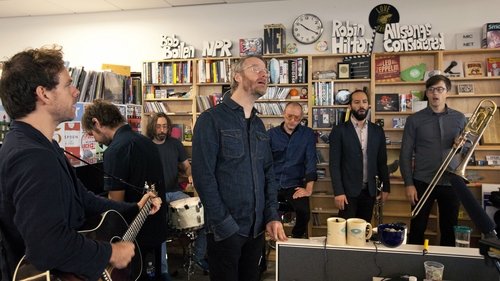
[264,24,286,55]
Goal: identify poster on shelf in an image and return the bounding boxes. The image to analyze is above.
[375,93,399,112]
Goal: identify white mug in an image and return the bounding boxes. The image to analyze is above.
[347,218,373,246]
[327,217,346,246]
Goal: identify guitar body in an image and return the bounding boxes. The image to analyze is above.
[13,210,142,281]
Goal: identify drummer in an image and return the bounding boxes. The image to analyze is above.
[146,113,209,274]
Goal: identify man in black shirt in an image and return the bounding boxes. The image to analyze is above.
[0,45,161,280]
[82,99,168,281]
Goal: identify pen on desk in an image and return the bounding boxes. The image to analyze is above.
[423,239,429,255]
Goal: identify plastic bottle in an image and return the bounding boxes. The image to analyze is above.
[146,261,155,280]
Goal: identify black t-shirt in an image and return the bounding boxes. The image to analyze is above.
[157,137,188,193]
[103,124,167,248]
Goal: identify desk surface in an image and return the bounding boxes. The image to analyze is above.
[278,237,483,258]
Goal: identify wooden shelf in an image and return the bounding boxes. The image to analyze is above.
[311,78,371,83]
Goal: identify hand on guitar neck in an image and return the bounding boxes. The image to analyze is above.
[137,190,162,215]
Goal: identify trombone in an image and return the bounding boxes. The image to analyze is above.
[411,99,498,218]
[374,175,384,226]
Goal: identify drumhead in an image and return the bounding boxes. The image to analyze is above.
[169,197,201,208]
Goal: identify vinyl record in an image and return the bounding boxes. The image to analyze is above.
[335,90,351,105]
[369,4,400,34]
[269,58,280,84]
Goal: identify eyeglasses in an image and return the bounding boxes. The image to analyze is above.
[243,65,269,75]
[284,114,301,122]
[427,87,447,93]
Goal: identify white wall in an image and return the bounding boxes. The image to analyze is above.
[0,0,498,72]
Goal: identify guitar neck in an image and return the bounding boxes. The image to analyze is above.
[122,199,152,242]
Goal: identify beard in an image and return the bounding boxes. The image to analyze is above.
[155,133,167,142]
[351,109,367,121]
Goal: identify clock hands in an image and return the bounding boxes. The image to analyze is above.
[299,23,319,35]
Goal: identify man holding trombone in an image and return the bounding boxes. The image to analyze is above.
[400,75,466,246]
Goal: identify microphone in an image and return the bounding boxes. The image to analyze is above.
[449,174,496,235]
[444,61,458,74]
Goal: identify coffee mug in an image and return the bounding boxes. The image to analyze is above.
[347,218,373,246]
[327,217,346,245]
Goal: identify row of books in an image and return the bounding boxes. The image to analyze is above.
[260,86,291,100]
[254,102,287,116]
[142,61,193,84]
[312,108,348,128]
[313,81,335,106]
[196,94,223,112]
[269,58,307,84]
[144,101,169,113]
[69,67,133,104]
[197,58,232,83]
[143,85,190,100]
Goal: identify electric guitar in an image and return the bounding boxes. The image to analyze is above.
[13,185,157,281]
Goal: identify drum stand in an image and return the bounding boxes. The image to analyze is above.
[183,230,197,280]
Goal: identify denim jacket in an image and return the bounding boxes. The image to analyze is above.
[268,124,317,190]
[192,95,279,241]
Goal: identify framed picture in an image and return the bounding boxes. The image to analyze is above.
[464,61,485,77]
[375,93,400,112]
[337,62,350,79]
[457,83,475,95]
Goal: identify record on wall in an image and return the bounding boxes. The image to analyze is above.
[369,4,400,34]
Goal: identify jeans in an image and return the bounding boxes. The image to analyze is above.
[207,233,264,281]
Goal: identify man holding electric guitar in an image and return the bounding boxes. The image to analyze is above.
[0,45,163,281]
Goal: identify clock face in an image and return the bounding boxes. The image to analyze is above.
[293,14,323,44]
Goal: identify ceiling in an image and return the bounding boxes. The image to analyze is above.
[0,0,281,18]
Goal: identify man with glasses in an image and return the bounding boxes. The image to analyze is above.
[400,74,466,246]
[192,55,287,281]
[330,89,390,222]
[268,102,317,239]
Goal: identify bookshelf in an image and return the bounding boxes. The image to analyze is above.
[141,49,500,243]
[371,48,500,245]
[307,53,371,236]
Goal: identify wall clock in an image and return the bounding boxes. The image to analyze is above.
[292,14,323,44]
